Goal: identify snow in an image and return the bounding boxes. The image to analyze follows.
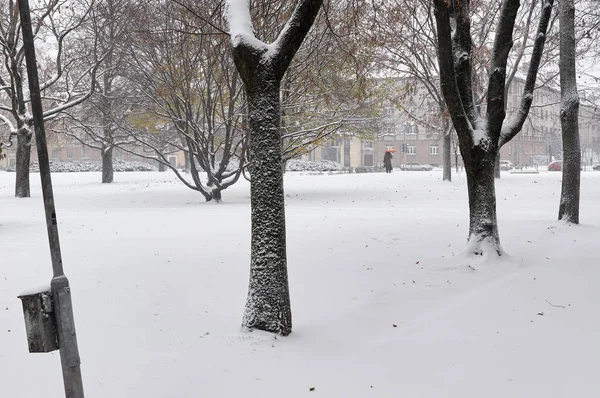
[18,284,51,297]
[226,0,269,53]
[472,126,488,147]
[2,169,600,397]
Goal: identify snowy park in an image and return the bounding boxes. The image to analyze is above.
[2,169,600,397]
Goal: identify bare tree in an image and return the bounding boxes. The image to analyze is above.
[558,0,581,223]
[433,0,554,256]
[226,0,322,335]
[122,0,246,202]
[0,0,103,197]
[52,0,140,184]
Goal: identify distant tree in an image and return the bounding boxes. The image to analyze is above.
[226,0,322,335]
[433,0,554,256]
[558,0,581,223]
[54,0,139,184]
[0,0,104,197]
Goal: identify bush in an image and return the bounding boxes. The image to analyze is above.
[285,159,345,172]
[6,159,158,173]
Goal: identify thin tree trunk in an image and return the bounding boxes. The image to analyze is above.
[102,146,114,183]
[241,77,291,335]
[464,154,502,256]
[558,0,580,223]
[442,119,451,181]
[184,151,190,172]
[15,126,32,197]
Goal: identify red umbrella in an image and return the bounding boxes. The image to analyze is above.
[385,148,397,152]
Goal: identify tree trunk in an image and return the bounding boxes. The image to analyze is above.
[184,151,191,172]
[464,152,502,256]
[241,76,291,336]
[494,153,501,178]
[442,127,452,181]
[558,0,580,223]
[15,126,32,198]
[102,146,114,184]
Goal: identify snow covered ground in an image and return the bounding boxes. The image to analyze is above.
[1,169,599,397]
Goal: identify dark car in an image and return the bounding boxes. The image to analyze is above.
[548,161,562,171]
[593,164,600,171]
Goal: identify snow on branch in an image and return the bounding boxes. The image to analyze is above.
[225,0,268,52]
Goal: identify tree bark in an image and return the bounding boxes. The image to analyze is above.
[558,0,580,223]
[464,152,502,256]
[442,117,451,181]
[494,153,501,178]
[102,146,114,184]
[15,126,32,197]
[241,77,291,335]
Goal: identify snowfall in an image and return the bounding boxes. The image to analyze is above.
[1,167,599,397]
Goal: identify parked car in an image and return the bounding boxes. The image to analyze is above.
[548,161,562,171]
[400,162,433,171]
[593,164,600,171]
[499,160,513,170]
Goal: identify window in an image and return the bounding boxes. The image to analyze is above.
[81,146,90,159]
[407,145,416,155]
[363,140,374,150]
[51,148,60,160]
[429,145,439,155]
[363,153,374,166]
[384,124,395,136]
[67,149,74,160]
[321,147,340,162]
[384,107,394,116]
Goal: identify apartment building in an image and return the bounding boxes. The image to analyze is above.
[306,77,600,169]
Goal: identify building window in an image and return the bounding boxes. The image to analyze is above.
[321,147,340,163]
[82,146,90,159]
[407,145,416,155]
[429,145,439,155]
[364,153,374,166]
[384,107,394,116]
[363,140,374,150]
[51,148,60,160]
[67,149,74,160]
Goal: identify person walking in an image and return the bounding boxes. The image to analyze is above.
[383,151,393,173]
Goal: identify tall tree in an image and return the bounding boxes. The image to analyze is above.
[433,0,554,256]
[226,0,322,335]
[0,0,103,197]
[558,0,580,222]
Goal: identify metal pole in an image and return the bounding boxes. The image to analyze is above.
[18,1,85,397]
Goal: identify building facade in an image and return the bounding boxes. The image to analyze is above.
[304,77,600,169]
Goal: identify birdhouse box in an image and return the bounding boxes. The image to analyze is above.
[18,289,59,353]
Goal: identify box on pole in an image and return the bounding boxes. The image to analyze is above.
[18,289,59,353]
